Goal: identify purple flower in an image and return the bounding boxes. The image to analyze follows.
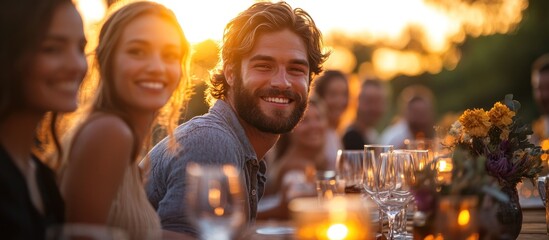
[412,188,436,212]
[486,154,512,179]
[485,141,514,180]
[499,140,511,152]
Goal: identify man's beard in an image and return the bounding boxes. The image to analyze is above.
[233,77,307,134]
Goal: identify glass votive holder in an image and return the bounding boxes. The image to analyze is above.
[434,195,479,240]
[316,178,345,201]
[289,196,372,240]
[436,157,453,185]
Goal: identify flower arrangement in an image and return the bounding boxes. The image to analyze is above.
[444,94,543,187]
[411,148,502,211]
[410,95,544,239]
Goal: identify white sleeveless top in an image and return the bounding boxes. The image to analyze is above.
[107,164,162,240]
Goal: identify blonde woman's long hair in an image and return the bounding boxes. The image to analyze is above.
[59,1,191,172]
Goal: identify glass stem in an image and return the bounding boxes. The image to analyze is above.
[399,205,408,235]
[379,208,384,236]
[387,210,399,240]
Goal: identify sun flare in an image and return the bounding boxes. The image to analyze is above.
[75,0,526,79]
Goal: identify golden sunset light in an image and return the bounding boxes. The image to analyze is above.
[6,0,548,238]
[152,0,252,43]
[74,0,106,24]
[75,0,527,80]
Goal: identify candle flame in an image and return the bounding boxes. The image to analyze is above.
[214,207,224,216]
[438,158,453,172]
[208,185,221,207]
[439,160,447,171]
[327,223,348,240]
[466,233,479,240]
[458,209,470,226]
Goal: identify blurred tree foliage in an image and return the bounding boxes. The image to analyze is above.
[388,0,549,124]
[181,0,549,129]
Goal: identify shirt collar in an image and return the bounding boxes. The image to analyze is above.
[210,100,258,161]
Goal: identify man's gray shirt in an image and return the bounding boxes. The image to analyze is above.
[146,100,267,236]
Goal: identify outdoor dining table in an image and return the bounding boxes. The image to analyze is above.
[244,208,547,239]
[518,208,547,240]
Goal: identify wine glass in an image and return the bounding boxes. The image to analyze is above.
[404,138,442,160]
[372,151,415,240]
[335,149,365,194]
[186,163,246,240]
[364,144,394,238]
[394,149,429,239]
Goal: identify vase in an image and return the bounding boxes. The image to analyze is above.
[495,184,523,240]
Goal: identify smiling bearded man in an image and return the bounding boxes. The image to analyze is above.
[144,1,328,238]
[233,70,307,134]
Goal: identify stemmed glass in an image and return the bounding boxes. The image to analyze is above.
[394,149,429,239]
[364,144,394,238]
[372,151,415,240]
[335,149,365,194]
[186,163,246,240]
[404,138,442,160]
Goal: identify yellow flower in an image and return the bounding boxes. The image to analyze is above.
[500,128,510,140]
[488,102,515,127]
[459,108,491,137]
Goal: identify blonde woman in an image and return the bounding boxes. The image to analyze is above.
[60,2,190,239]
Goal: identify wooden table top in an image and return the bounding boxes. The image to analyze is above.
[246,208,547,239]
[518,208,547,240]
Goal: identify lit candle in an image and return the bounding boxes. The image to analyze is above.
[289,196,372,240]
[437,157,453,184]
[435,196,479,240]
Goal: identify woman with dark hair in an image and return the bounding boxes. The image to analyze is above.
[60,2,191,239]
[0,0,87,238]
[258,97,328,219]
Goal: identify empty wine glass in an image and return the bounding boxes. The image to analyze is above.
[335,149,365,194]
[404,138,442,160]
[394,149,429,239]
[372,151,415,240]
[395,149,424,239]
[186,163,246,240]
[364,144,393,238]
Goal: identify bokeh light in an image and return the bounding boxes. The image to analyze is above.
[75,0,527,79]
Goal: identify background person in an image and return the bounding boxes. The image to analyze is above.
[531,53,549,144]
[342,78,389,149]
[259,98,328,220]
[312,70,349,169]
[380,84,435,149]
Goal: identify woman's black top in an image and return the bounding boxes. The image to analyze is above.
[0,146,64,239]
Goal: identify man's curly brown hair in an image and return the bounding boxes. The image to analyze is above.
[206,1,329,105]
